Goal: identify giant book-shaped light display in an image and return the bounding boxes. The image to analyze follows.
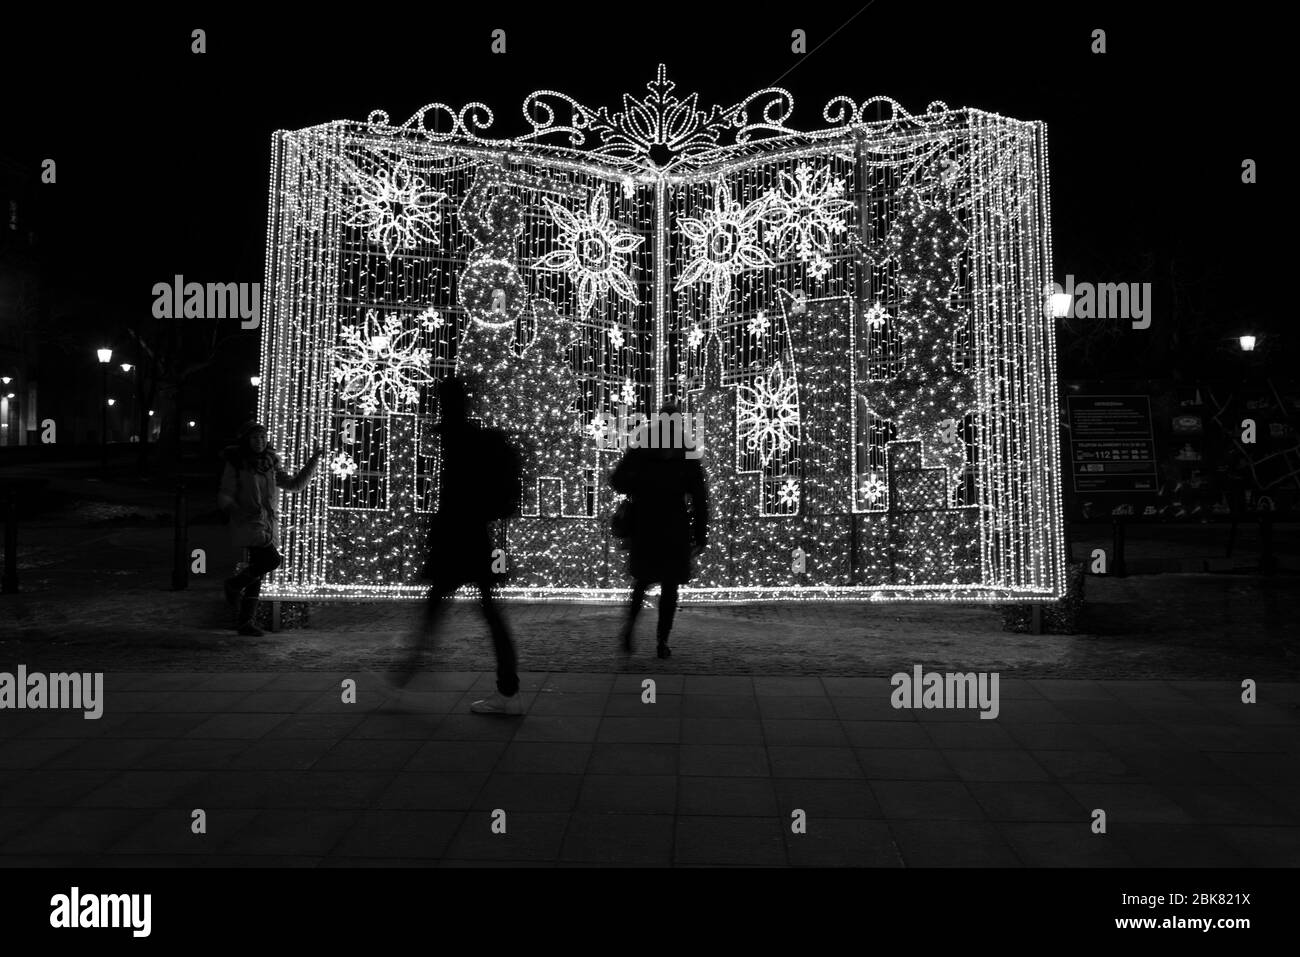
[258,66,1066,603]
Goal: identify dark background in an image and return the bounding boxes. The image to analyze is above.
[0,2,1285,448]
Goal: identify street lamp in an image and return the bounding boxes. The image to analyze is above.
[250,375,261,387]
[96,348,112,472]
[118,363,137,442]
[1239,335,1257,352]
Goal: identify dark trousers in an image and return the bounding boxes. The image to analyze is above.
[230,545,282,597]
[623,579,679,642]
[404,577,518,696]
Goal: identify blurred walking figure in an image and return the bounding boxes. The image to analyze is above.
[395,376,524,715]
[217,421,321,636]
[610,404,709,658]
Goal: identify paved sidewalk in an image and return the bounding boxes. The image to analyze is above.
[4,570,1297,679]
[0,670,1297,867]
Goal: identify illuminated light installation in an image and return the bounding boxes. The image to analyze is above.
[259,66,1066,602]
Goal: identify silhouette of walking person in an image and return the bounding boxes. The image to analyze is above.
[394,376,524,714]
[610,404,709,658]
[218,421,321,635]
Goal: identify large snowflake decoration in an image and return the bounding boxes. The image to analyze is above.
[344,159,448,260]
[687,324,705,349]
[762,162,853,264]
[865,302,889,328]
[608,324,626,349]
[534,190,643,318]
[747,310,768,339]
[675,181,772,316]
[333,309,434,415]
[418,307,445,331]
[778,478,801,511]
[736,362,800,464]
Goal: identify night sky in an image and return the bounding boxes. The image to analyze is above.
[5,3,1283,379]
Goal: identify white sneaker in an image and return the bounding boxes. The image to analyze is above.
[470,691,523,715]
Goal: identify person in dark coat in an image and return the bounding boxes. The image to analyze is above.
[217,422,321,635]
[394,376,523,715]
[610,404,709,658]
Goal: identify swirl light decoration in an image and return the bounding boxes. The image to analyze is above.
[257,66,1065,603]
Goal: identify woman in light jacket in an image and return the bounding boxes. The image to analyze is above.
[217,421,321,635]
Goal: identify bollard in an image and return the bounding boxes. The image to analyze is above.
[2,488,17,594]
[171,481,189,590]
[1111,516,1127,578]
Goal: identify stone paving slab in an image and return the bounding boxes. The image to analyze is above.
[0,671,1296,867]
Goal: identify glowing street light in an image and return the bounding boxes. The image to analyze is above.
[1239,335,1257,352]
[96,348,112,471]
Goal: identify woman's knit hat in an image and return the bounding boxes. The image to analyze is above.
[236,420,266,440]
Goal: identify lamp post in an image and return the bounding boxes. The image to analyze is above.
[96,348,112,473]
[120,363,136,442]
[0,377,11,447]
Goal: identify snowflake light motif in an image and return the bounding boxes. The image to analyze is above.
[333,309,434,415]
[587,415,611,443]
[862,473,887,505]
[687,325,705,349]
[778,478,801,511]
[345,159,447,260]
[619,378,637,407]
[534,190,643,318]
[736,362,800,464]
[748,310,768,339]
[609,324,625,349]
[763,162,853,264]
[330,452,358,479]
[865,302,889,328]
[808,256,832,282]
[418,307,445,330]
[675,181,772,316]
